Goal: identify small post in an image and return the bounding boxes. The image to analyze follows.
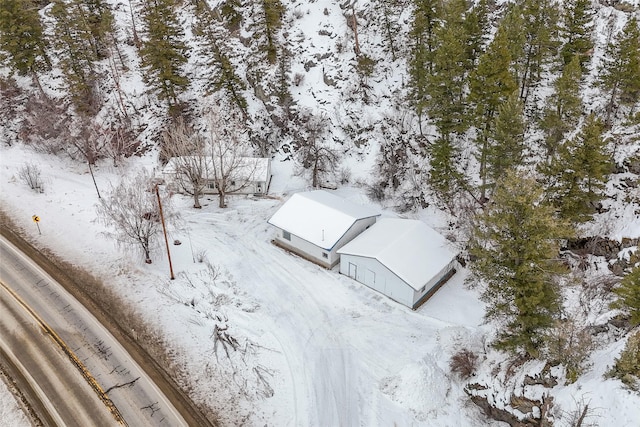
[32,214,41,235]
[155,184,175,280]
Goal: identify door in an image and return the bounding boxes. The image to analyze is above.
[348,262,357,279]
[365,269,376,287]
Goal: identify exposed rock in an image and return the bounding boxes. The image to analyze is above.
[565,237,638,260]
[523,364,558,388]
[323,70,336,87]
[624,157,640,174]
[304,60,316,71]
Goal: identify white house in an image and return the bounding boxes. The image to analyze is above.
[268,190,380,268]
[337,218,458,309]
[162,156,271,195]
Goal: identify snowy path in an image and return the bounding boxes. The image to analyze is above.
[203,212,357,424]
[183,204,478,425]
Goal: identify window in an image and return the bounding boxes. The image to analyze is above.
[322,252,328,259]
[420,285,426,293]
[283,231,291,241]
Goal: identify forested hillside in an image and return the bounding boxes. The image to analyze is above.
[1,0,639,425]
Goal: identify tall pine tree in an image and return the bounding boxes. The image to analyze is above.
[506,0,559,105]
[252,0,284,64]
[470,170,572,358]
[486,92,526,191]
[540,54,583,162]
[427,0,469,140]
[469,28,517,201]
[50,0,110,113]
[463,0,489,68]
[599,16,640,121]
[546,114,612,222]
[139,0,190,108]
[0,0,51,82]
[559,0,595,70]
[424,0,468,205]
[408,0,440,126]
[193,0,247,116]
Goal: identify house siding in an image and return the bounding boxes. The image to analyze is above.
[273,230,336,268]
[338,254,414,307]
[339,255,458,309]
[272,216,376,269]
[164,158,271,196]
[202,178,270,195]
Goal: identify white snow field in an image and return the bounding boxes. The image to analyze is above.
[1,145,639,426]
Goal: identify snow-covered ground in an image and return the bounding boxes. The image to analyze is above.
[0,144,490,425]
[0,378,29,427]
[1,0,640,423]
[1,144,639,426]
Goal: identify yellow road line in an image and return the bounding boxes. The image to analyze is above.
[0,280,128,426]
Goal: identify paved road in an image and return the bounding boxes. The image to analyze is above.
[0,280,118,426]
[0,235,188,426]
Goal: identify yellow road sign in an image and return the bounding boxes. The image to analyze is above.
[32,215,40,223]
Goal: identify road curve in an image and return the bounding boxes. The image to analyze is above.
[0,281,119,426]
[0,234,200,426]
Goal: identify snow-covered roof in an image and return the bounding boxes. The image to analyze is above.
[162,156,270,182]
[268,190,380,250]
[337,219,458,291]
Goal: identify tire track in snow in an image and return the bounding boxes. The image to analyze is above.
[200,216,359,425]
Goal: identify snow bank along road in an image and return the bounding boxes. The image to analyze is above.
[0,234,191,426]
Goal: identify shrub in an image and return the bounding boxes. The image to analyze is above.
[612,265,640,326]
[18,162,44,193]
[608,330,640,390]
[545,319,595,384]
[450,348,478,379]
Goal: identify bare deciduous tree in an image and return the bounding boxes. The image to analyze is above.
[101,114,140,167]
[204,110,257,208]
[97,170,177,263]
[161,118,208,208]
[20,95,71,155]
[295,110,339,188]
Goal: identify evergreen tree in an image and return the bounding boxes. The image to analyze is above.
[470,170,572,358]
[599,16,640,120]
[50,0,105,113]
[540,54,583,162]
[193,0,247,116]
[559,0,595,70]
[256,0,284,64]
[139,0,189,107]
[220,0,242,32]
[613,265,640,327]
[0,0,51,80]
[408,0,440,124]
[469,28,517,201]
[428,136,461,206]
[486,93,526,190]
[463,0,489,68]
[375,0,402,61]
[427,0,468,139]
[79,0,116,60]
[506,0,559,105]
[424,0,469,205]
[547,114,612,222]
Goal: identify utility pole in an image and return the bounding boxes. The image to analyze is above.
[155,185,175,280]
